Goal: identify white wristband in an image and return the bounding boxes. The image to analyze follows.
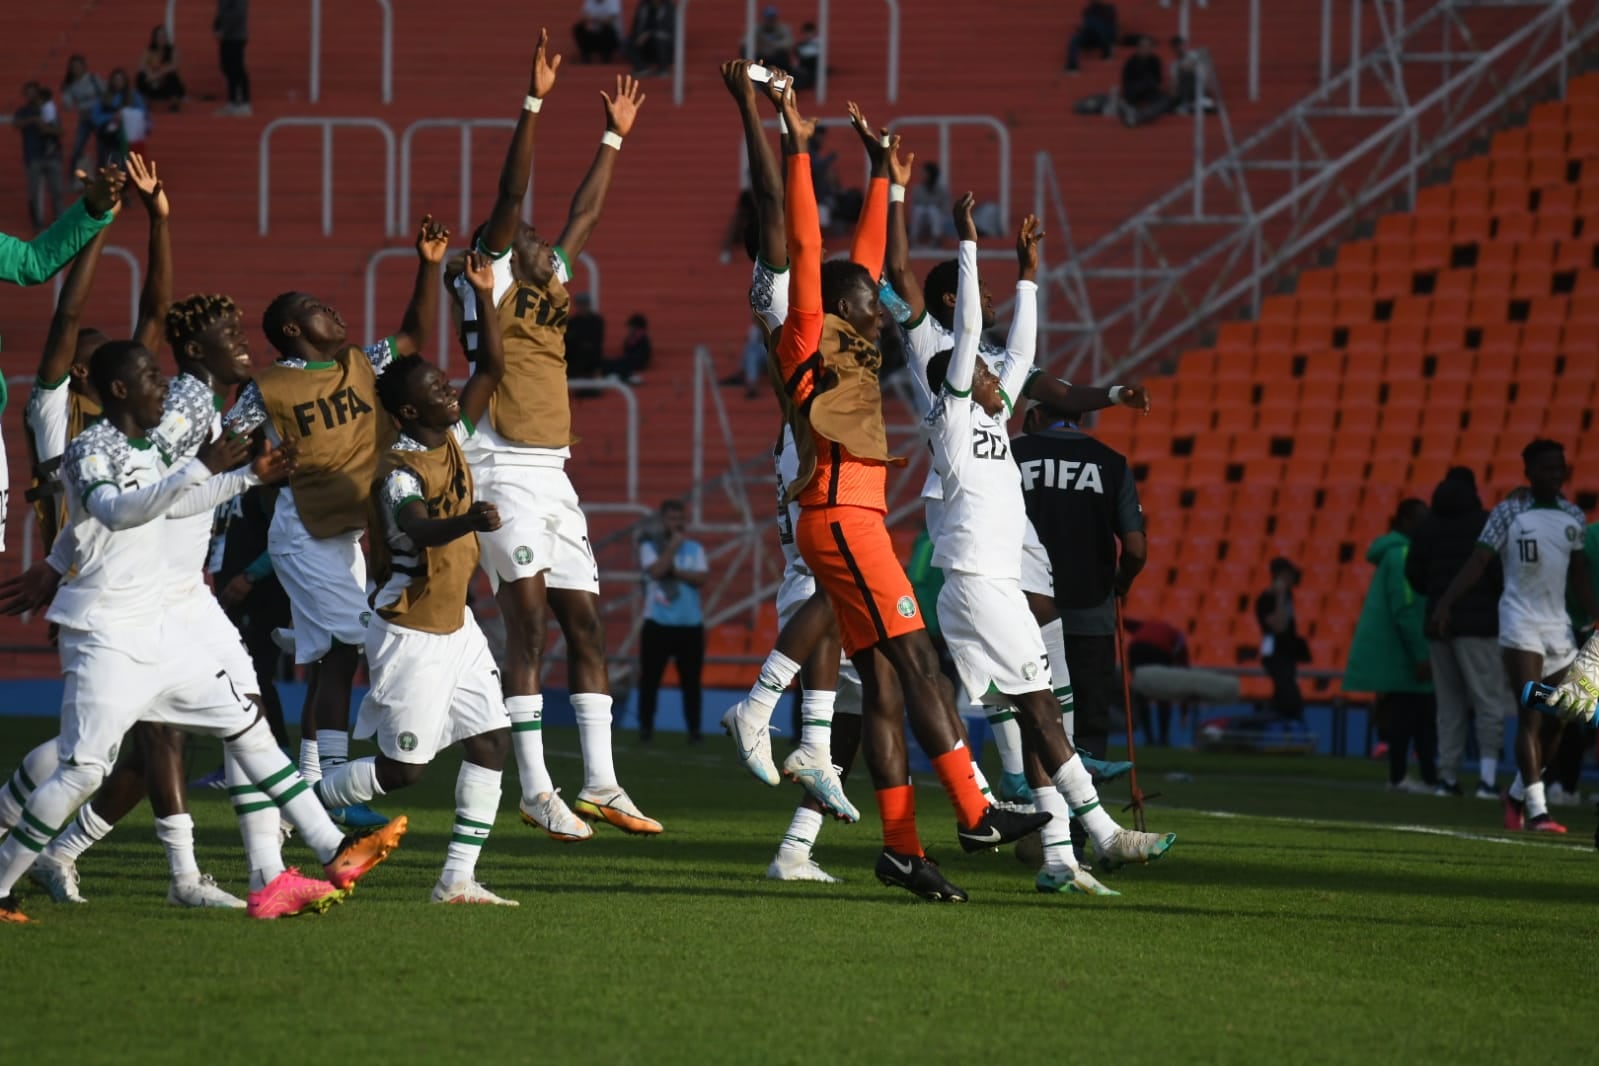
[523,95,543,113]
[601,130,623,151]
[778,114,789,134]
[889,184,906,204]
[1110,385,1130,404]
[880,133,892,148]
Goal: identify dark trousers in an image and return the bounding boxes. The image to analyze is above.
[1545,719,1591,792]
[1264,653,1304,720]
[574,21,621,62]
[220,39,250,104]
[638,620,705,739]
[1063,633,1117,759]
[1066,15,1116,69]
[1378,691,1438,785]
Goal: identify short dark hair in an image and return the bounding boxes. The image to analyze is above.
[1394,497,1427,529]
[925,348,954,396]
[262,291,303,354]
[1522,438,1564,466]
[820,259,873,316]
[376,354,427,418]
[923,259,958,323]
[88,340,145,403]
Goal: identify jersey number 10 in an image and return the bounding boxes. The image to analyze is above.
[1516,537,1539,564]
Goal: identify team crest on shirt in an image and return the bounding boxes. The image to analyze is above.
[896,596,917,619]
[359,611,371,627]
[107,742,120,762]
[398,732,418,752]
[1023,661,1039,682]
[1568,526,1580,542]
[514,545,533,565]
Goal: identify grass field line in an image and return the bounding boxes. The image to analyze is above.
[1169,805,1594,851]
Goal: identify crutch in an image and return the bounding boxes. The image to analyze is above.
[1114,598,1154,831]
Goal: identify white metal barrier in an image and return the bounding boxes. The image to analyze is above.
[308,0,394,104]
[398,118,532,237]
[363,247,601,370]
[258,117,397,237]
[48,246,142,335]
[677,0,899,105]
[887,116,1012,231]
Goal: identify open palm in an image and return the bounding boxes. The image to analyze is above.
[603,75,647,136]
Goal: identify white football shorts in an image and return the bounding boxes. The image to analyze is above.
[169,589,258,694]
[1021,519,1053,598]
[937,571,1052,707]
[475,464,599,595]
[1499,607,1579,676]
[270,525,370,665]
[355,612,510,764]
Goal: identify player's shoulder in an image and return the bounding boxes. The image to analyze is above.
[1557,498,1586,522]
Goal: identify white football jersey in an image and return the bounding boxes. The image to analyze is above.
[23,378,73,466]
[1479,496,1587,627]
[925,242,1032,580]
[155,373,256,599]
[750,258,790,338]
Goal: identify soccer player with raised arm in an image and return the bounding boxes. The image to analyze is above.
[314,252,521,906]
[754,84,1049,901]
[0,342,405,924]
[223,217,450,829]
[924,197,1175,895]
[1433,440,1597,833]
[452,31,659,839]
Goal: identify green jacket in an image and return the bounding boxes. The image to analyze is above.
[906,530,944,638]
[0,201,114,415]
[1567,523,1599,630]
[1344,531,1434,695]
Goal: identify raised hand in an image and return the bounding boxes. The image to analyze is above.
[1015,213,1043,280]
[722,59,758,103]
[251,438,297,483]
[199,430,253,474]
[125,152,168,219]
[886,137,916,187]
[462,249,495,293]
[761,68,794,110]
[953,191,978,243]
[847,102,892,176]
[415,214,451,264]
[529,28,562,98]
[602,74,646,136]
[0,562,62,616]
[79,165,127,217]
[1117,384,1152,414]
[467,501,502,532]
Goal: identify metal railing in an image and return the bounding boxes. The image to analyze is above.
[1031,0,1598,388]
[48,246,141,336]
[362,246,601,370]
[398,118,532,237]
[308,0,394,104]
[258,117,397,236]
[676,0,900,105]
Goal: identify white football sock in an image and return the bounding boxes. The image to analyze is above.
[0,761,103,896]
[298,738,321,785]
[507,694,554,802]
[777,806,824,860]
[799,690,835,756]
[972,761,993,799]
[1041,619,1075,740]
[747,650,801,720]
[985,706,1025,776]
[315,757,384,809]
[226,750,285,891]
[155,813,200,882]
[441,761,501,885]
[0,740,61,831]
[1524,780,1549,819]
[1052,753,1118,850]
[1479,756,1497,789]
[1031,786,1078,875]
[316,730,349,771]
[572,692,618,792]
[42,802,114,863]
[227,722,343,862]
[1509,772,1526,802]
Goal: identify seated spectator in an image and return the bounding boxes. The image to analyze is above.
[59,55,105,171]
[1065,1,1118,73]
[573,0,623,64]
[565,292,605,381]
[604,313,652,384]
[91,69,148,163]
[1168,36,1204,114]
[754,6,795,69]
[792,22,821,91]
[627,0,676,77]
[1256,556,1309,720]
[909,162,951,247]
[810,126,862,232]
[1117,36,1168,127]
[137,25,186,110]
[15,81,65,231]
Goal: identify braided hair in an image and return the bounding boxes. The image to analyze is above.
[165,293,241,359]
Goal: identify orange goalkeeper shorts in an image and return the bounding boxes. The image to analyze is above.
[796,504,924,657]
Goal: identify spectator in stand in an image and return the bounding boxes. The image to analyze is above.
[637,500,709,743]
[910,162,952,248]
[90,70,148,164]
[1346,498,1439,794]
[1127,617,1189,747]
[565,292,605,382]
[15,82,65,231]
[137,25,187,111]
[573,0,624,64]
[59,56,105,171]
[214,0,251,116]
[792,22,822,91]
[1065,2,1119,73]
[754,7,796,69]
[604,313,652,384]
[1168,36,1207,115]
[1406,466,1508,799]
[1256,557,1308,720]
[627,0,676,78]
[1117,36,1167,127]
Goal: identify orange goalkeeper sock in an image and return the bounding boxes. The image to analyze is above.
[874,784,923,856]
[931,749,990,830]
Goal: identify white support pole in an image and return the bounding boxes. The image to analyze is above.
[310,0,322,103]
[816,0,830,104]
[1248,0,1261,101]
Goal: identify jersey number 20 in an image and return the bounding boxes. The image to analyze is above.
[973,429,1009,461]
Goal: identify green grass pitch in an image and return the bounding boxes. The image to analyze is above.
[0,716,1592,1065]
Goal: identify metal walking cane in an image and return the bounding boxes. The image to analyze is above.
[1114,597,1153,832]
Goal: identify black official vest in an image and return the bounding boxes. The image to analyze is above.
[1011,427,1131,611]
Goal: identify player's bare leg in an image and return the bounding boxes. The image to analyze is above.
[724,590,835,785]
[1503,649,1568,832]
